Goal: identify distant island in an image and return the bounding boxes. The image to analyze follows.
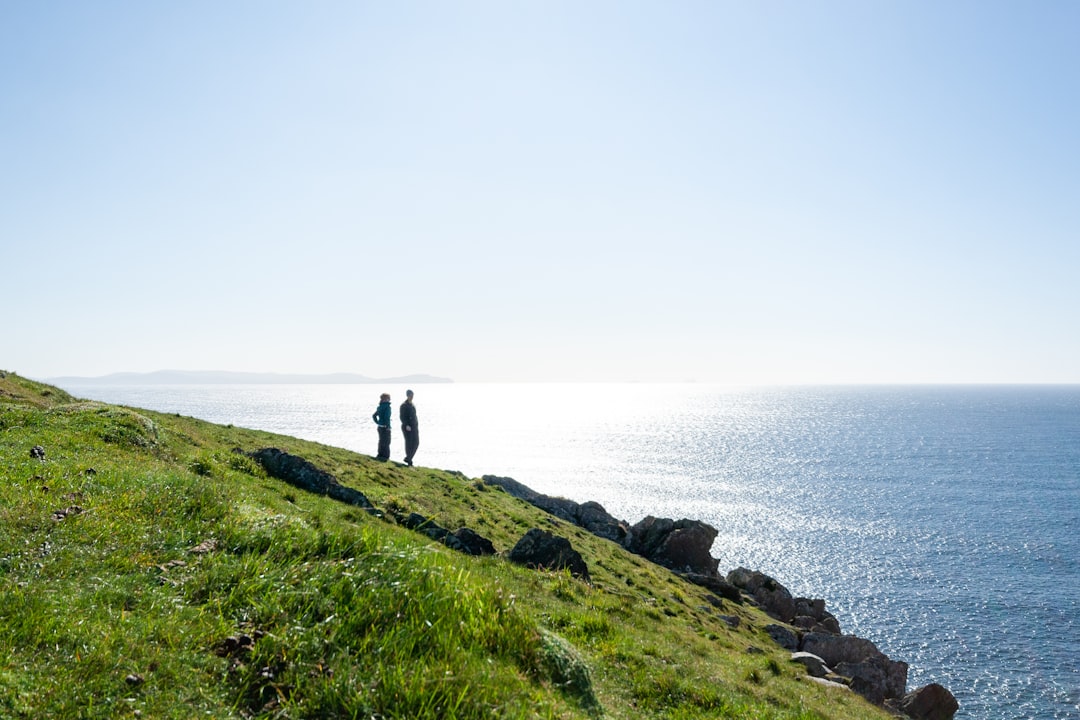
[46,370,454,385]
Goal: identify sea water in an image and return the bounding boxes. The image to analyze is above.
[57,382,1080,720]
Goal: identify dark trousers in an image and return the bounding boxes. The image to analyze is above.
[376,426,391,460]
[403,430,419,465]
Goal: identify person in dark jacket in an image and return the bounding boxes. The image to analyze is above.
[372,393,392,461]
[399,389,419,466]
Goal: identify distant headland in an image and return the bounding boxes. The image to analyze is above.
[46,370,454,385]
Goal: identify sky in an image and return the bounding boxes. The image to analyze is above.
[3,1,1078,384]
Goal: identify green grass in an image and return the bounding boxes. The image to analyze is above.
[0,370,896,719]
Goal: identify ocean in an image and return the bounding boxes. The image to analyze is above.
[57,382,1080,720]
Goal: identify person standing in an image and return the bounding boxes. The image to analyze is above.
[372,393,392,461]
[400,389,419,466]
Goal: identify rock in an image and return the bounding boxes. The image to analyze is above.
[800,632,881,667]
[889,683,959,720]
[683,572,743,602]
[508,528,590,581]
[836,654,909,705]
[794,597,842,634]
[482,475,628,542]
[50,506,84,522]
[629,516,719,575]
[765,624,799,650]
[805,675,850,691]
[397,513,495,556]
[726,567,796,622]
[30,445,45,461]
[801,632,908,703]
[249,448,376,512]
[791,651,831,678]
[451,527,496,556]
[483,477,727,582]
[190,538,218,555]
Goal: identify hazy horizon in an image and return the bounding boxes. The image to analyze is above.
[36,367,1080,388]
[4,3,1078,385]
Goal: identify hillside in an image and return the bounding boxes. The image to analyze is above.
[0,370,900,719]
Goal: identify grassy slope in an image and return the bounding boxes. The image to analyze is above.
[0,371,894,720]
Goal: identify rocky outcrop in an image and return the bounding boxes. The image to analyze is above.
[726,567,844,633]
[766,624,799,651]
[888,683,959,720]
[483,476,721,579]
[508,528,590,581]
[482,476,628,542]
[629,516,720,575]
[250,448,497,557]
[481,473,941,714]
[249,448,377,512]
[727,567,797,621]
[801,632,909,705]
[398,512,496,556]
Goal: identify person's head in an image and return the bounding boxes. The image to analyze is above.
[380,393,390,402]
[406,389,414,401]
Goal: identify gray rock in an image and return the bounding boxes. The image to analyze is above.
[890,683,959,720]
[483,475,629,542]
[726,567,796,622]
[630,516,719,575]
[508,528,590,581]
[249,448,375,511]
[801,632,908,703]
[682,572,743,602]
[800,632,882,667]
[805,675,850,691]
[451,527,496,556]
[397,513,495,556]
[790,651,831,678]
[765,623,799,650]
[836,654,909,704]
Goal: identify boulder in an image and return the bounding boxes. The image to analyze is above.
[889,683,959,720]
[451,527,496,556]
[249,448,376,512]
[508,528,590,581]
[801,632,908,703]
[629,516,719,575]
[836,654,909,705]
[765,624,799,651]
[800,632,882,667]
[790,651,832,678]
[726,567,796,622]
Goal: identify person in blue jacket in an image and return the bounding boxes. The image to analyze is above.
[371,393,392,461]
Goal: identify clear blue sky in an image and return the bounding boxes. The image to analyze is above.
[3,1,1078,383]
